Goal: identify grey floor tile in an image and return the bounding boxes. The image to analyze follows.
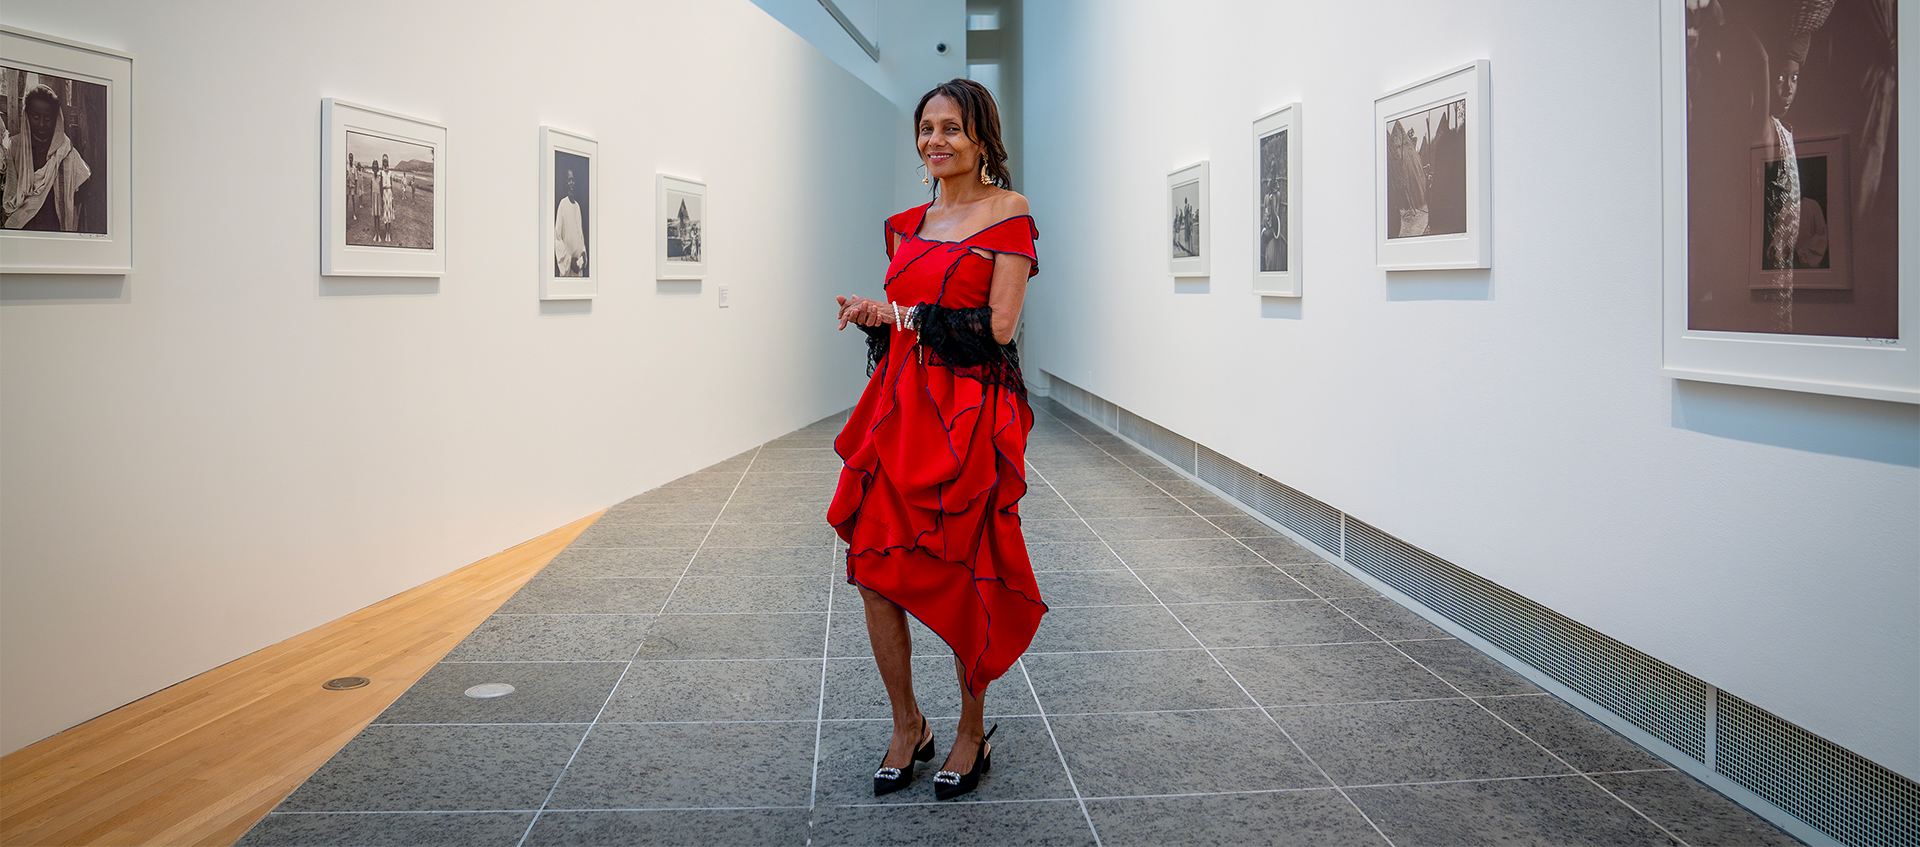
[523,809,811,847]
[746,452,845,473]
[1591,770,1803,846]
[821,654,1029,720]
[1050,479,1170,500]
[1270,699,1571,785]
[600,501,726,525]
[445,614,654,662]
[1134,566,1316,603]
[1331,596,1451,640]
[375,661,625,725]
[636,613,827,660]
[1215,642,1460,706]
[1024,605,1198,653]
[1049,709,1327,796]
[1026,542,1124,572]
[1397,639,1541,697]
[812,718,1075,807]
[737,471,839,489]
[1108,538,1275,569]
[687,546,832,576]
[1129,464,1188,481]
[1241,534,1329,564]
[278,724,584,812]
[825,599,951,658]
[728,486,834,508]
[620,486,734,506]
[546,722,815,809]
[655,471,743,491]
[1037,466,1145,484]
[1023,649,1252,713]
[1280,562,1377,598]
[570,523,713,549]
[1085,790,1385,847]
[661,575,831,614]
[703,522,837,547]
[810,799,1095,845]
[1170,600,1379,648]
[497,577,678,615]
[1147,479,1215,500]
[1066,496,1192,519]
[1014,495,1079,520]
[1480,695,1670,773]
[601,659,823,722]
[1085,516,1228,542]
[717,499,830,524]
[1208,515,1282,538]
[1033,570,1157,606]
[237,811,535,847]
[1019,519,1103,543]
[1171,493,1241,515]
[1348,776,1682,846]
[537,547,695,579]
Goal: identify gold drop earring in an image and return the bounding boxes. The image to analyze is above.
[979,159,993,186]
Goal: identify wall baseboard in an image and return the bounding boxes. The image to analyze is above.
[1041,371,1916,847]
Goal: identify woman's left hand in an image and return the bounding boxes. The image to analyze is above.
[836,295,889,330]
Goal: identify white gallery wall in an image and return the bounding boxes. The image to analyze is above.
[0,0,900,755]
[1021,0,1918,779]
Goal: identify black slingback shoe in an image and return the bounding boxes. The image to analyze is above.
[873,717,936,796]
[932,723,997,800]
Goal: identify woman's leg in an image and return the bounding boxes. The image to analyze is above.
[941,657,988,774]
[860,586,927,766]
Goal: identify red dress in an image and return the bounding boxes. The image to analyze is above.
[829,203,1047,697]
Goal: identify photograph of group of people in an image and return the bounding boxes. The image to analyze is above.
[1,65,105,234]
[344,130,434,250]
[1385,98,1467,240]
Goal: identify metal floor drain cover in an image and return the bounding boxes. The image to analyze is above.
[322,677,370,690]
[465,683,515,699]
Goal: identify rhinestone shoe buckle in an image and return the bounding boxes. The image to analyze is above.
[932,770,961,786]
[874,767,903,780]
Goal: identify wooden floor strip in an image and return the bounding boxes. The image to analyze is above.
[0,510,604,847]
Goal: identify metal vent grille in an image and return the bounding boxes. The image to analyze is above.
[1341,518,1708,762]
[1117,408,1196,473]
[1716,691,1920,847]
[1195,445,1343,553]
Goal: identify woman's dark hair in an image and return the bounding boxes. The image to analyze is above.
[23,86,60,115]
[913,78,1010,190]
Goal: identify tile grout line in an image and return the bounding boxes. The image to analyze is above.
[512,446,764,847]
[1026,407,1401,847]
[807,541,837,825]
[1014,658,1104,847]
[1039,401,1697,847]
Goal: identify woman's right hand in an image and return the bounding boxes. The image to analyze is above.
[836,296,889,330]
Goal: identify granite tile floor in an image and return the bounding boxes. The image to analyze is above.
[240,399,1800,847]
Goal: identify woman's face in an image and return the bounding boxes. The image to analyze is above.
[918,95,980,181]
[25,97,57,145]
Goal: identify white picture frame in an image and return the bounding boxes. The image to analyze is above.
[656,174,706,280]
[1659,0,1913,404]
[1375,60,1490,271]
[321,99,446,277]
[0,26,133,275]
[540,127,596,300]
[1168,161,1209,277]
[1252,104,1302,296]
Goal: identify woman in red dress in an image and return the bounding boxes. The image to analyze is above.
[830,79,1045,801]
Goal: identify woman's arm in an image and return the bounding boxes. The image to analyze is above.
[987,254,1031,345]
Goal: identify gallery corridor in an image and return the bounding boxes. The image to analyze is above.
[237,399,1797,846]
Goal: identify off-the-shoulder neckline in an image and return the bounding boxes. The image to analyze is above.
[902,203,1033,245]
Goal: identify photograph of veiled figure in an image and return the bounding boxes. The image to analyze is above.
[1,65,106,233]
[1385,99,1466,239]
[1170,179,1200,259]
[1259,129,1288,272]
[1687,0,1895,339]
[553,150,589,277]
[345,130,434,250]
[665,189,702,263]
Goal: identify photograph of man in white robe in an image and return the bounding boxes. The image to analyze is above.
[554,167,587,277]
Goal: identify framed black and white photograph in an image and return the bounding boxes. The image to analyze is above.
[1374,60,1490,270]
[1168,161,1208,277]
[0,25,132,274]
[322,99,445,277]
[656,173,705,280]
[540,127,596,300]
[1661,0,1910,403]
[1252,104,1301,297]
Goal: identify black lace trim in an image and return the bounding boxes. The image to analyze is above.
[858,323,889,376]
[911,304,1025,395]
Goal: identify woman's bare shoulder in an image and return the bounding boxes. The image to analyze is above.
[994,190,1030,218]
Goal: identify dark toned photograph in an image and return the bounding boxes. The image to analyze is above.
[1,65,106,233]
[665,188,702,263]
[345,130,434,250]
[1687,0,1897,338]
[1170,180,1200,259]
[1259,129,1288,272]
[1385,98,1466,239]
[553,150,589,277]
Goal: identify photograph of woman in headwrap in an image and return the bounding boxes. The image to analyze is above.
[1,67,106,233]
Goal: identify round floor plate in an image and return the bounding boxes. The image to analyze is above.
[322,676,370,691]
[464,683,516,699]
